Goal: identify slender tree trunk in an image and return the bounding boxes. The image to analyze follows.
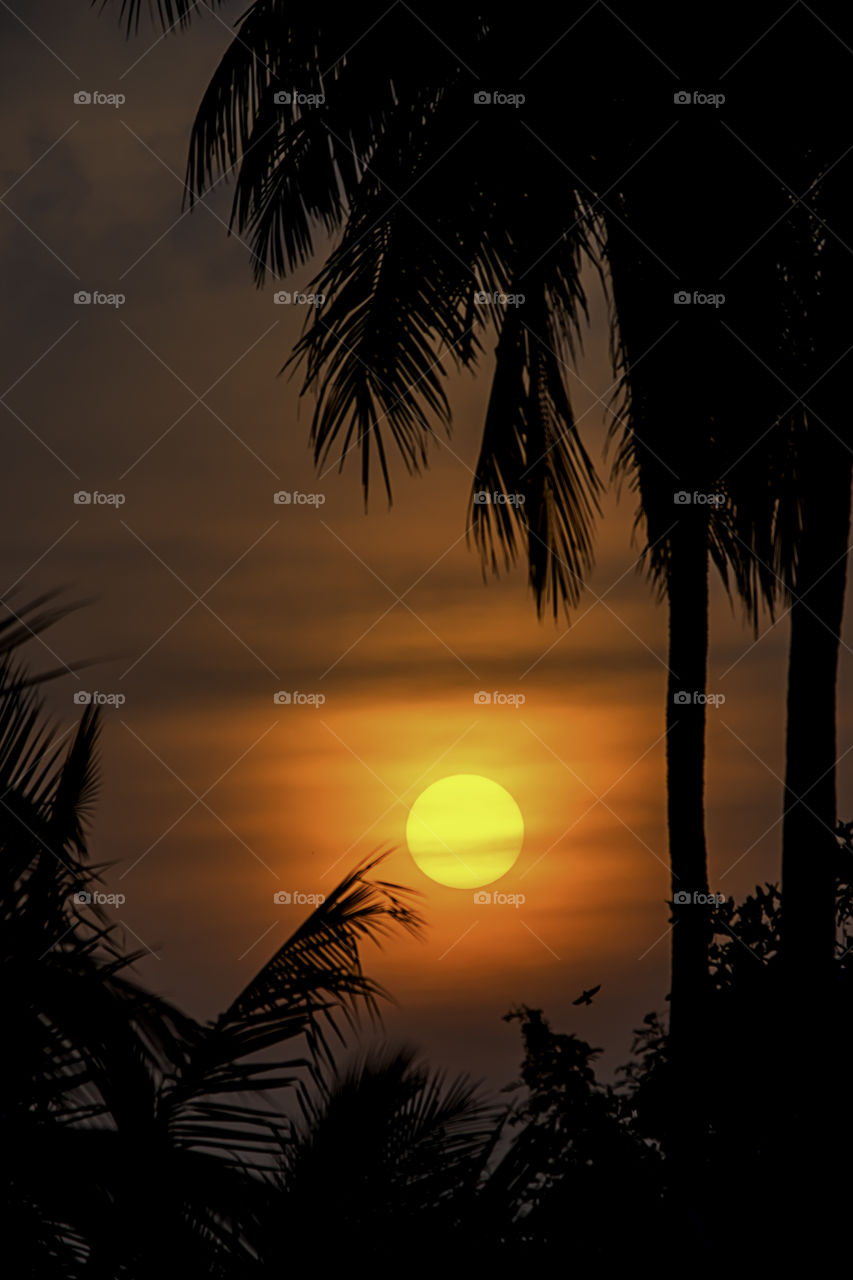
[779,446,851,1257]
[665,507,711,1161]
[782,455,851,988]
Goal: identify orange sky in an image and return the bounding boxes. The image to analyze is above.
[4,1,853,1083]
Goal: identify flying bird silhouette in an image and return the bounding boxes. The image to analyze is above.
[572,984,601,1006]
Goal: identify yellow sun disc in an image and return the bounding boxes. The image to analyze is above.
[405,774,524,889]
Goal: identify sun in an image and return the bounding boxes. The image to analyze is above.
[405,774,524,889]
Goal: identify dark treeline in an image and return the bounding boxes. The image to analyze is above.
[6,615,853,1272]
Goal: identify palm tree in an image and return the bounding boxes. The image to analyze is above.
[260,1047,499,1269]
[600,21,853,1159]
[595,55,804,1120]
[0,607,426,1276]
[772,94,853,1009]
[137,2,769,1052]
[733,33,853,1229]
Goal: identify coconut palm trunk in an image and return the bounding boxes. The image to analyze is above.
[782,451,851,989]
[776,445,851,1265]
[666,509,712,1068]
[777,140,853,1000]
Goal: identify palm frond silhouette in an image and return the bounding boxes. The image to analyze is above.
[0,607,428,1275]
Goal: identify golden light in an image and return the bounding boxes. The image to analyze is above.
[405,774,525,888]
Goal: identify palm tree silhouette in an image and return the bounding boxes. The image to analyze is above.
[593,26,810,1128]
[264,1047,498,1267]
[731,14,853,1236]
[1,606,427,1275]
[767,43,853,1008]
[158,4,776,1055]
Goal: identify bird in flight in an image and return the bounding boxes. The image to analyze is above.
[572,984,601,1006]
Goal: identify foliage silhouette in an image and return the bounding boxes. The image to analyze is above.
[1,614,427,1277]
[7,607,853,1268]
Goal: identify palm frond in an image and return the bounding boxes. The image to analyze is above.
[0,668,98,913]
[96,0,226,35]
[281,1046,499,1223]
[185,4,485,267]
[470,270,602,616]
[158,854,424,1159]
[288,210,472,499]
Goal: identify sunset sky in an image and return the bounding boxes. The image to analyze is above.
[4,0,852,1085]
